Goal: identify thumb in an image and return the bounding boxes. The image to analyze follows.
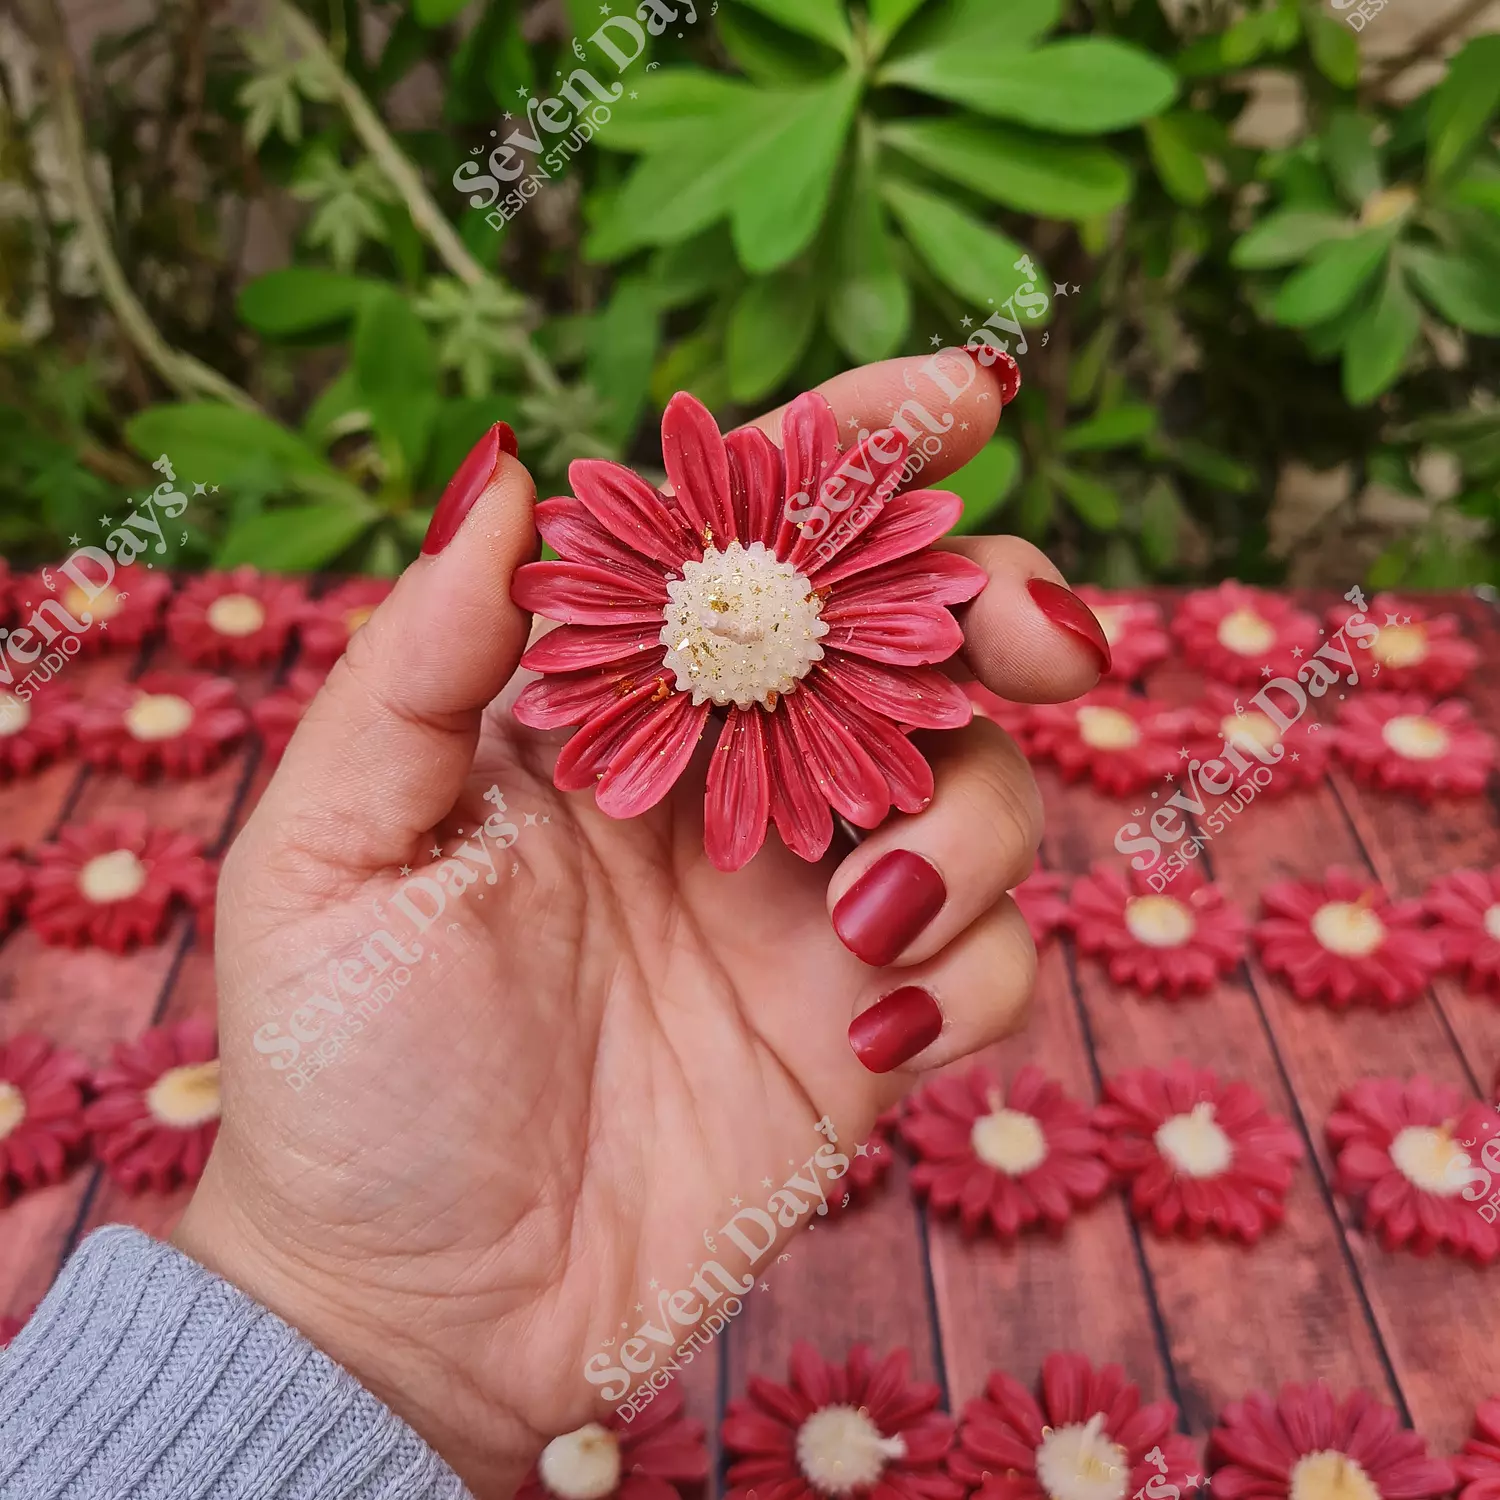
[244,423,537,876]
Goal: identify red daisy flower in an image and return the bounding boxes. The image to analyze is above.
[87,1018,220,1193]
[1094,1062,1302,1242]
[1332,694,1495,802]
[1171,584,1319,687]
[948,1351,1196,1500]
[1028,688,1187,797]
[901,1065,1110,1239]
[1182,686,1328,793]
[1013,869,1071,946]
[966,683,1037,753]
[723,1342,961,1500]
[1076,589,1172,683]
[1426,867,1500,999]
[299,578,395,666]
[1068,863,1247,999]
[75,672,250,780]
[27,815,214,952]
[1209,1381,1455,1500]
[1326,594,1479,696]
[1253,867,1442,1010]
[0,687,74,780]
[1456,1398,1500,1500]
[1326,1075,1497,1261]
[165,567,305,669]
[0,844,28,931]
[510,390,988,871]
[251,666,326,763]
[0,1034,90,1207]
[26,561,172,654]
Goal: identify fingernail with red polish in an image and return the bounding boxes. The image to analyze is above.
[832,849,946,967]
[849,986,943,1074]
[960,344,1022,407]
[1026,577,1111,675]
[422,422,517,556]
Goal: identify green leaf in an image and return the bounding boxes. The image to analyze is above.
[413,0,471,23]
[884,0,1061,69]
[1139,476,1181,569]
[727,271,818,402]
[304,367,368,448]
[592,70,759,153]
[1230,209,1354,268]
[1342,264,1421,405]
[1165,438,1256,492]
[931,436,1021,534]
[1271,223,1396,327]
[587,274,660,444]
[217,503,374,570]
[237,268,375,338]
[715,5,842,83]
[1060,404,1158,452]
[1322,111,1382,208]
[867,0,930,54]
[648,226,740,309]
[1405,246,1500,334]
[884,36,1177,134]
[733,0,852,52]
[126,402,337,485]
[827,145,910,362]
[354,289,440,474]
[1305,10,1360,89]
[881,116,1131,219]
[424,396,521,492]
[1015,472,1055,540]
[883,178,1029,307]
[1428,34,1500,183]
[1144,113,1210,206]
[1052,465,1121,530]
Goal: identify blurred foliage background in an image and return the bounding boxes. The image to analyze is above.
[0,0,1498,587]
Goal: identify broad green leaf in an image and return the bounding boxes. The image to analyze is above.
[733,0,852,53]
[1428,34,1500,182]
[592,70,760,152]
[827,146,910,362]
[303,367,368,448]
[414,0,471,23]
[1305,10,1360,89]
[1067,321,1114,405]
[1166,439,1256,492]
[884,0,1061,66]
[1139,476,1181,569]
[1015,472,1055,540]
[1144,113,1210,206]
[483,7,532,109]
[726,272,818,401]
[424,396,521,492]
[1231,209,1354,268]
[587,274,660,444]
[354,290,439,473]
[883,36,1177,133]
[650,327,731,411]
[1451,157,1500,214]
[1060,404,1157,452]
[1271,223,1396,327]
[237,268,375,337]
[1342,265,1421,405]
[881,117,1131,219]
[648,227,740,310]
[715,5,843,83]
[126,402,336,485]
[1405,246,1500,334]
[1322,111,1381,208]
[931,437,1021,534]
[1052,465,1121,530]
[883,178,1029,308]
[217,503,374,570]
[868,0,930,54]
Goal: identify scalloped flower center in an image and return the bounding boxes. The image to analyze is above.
[1125,895,1196,948]
[1035,1413,1128,1500]
[537,1424,622,1500]
[1388,1124,1469,1197]
[345,605,376,635]
[1310,900,1384,958]
[125,692,195,742]
[67,584,119,620]
[1221,710,1279,752]
[1484,905,1500,943]
[1290,1452,1381,1500]
[660,541,827,710]
[1217,608,1275,657]
[1381,714,1449,761]
[0,1081,25,1141]
[1371,624,1427,668]
[971,1105,1048,1176]
[1155,1101,1233,1178]
[206,593,266,638]
[79,849,147,904]
[147,1059,222,1129]
[0,694,30,737]
[1076,706,1140,751]
[796,1404,907,1495]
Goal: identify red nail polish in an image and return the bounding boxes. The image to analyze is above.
[422,422,517,556]
[832,849,946,966]
[961,344,1021,407]
[1026,577,1111,675]
[848,986,943,1074]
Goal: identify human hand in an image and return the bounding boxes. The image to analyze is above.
[173,354,1111,1497]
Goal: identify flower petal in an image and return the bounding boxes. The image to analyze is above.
[786,427,912,575]
[596,692,711,817]
[829,551,987,611]
[520,622,663,674]
[554,675,674,792]
[823,603,964,666]
[784,686,890,828]
[726,426,784,550]
[662,391,736,545]
[809,488,964,588]
[811,675,934,815]
[766,710,833,861]
[773,391,841,561]
[514,656,663,730]
[705,707,771,872]
[512,562,664,626]
[818,656,972,730]
[570,458,699,569]
[535,498,670,601]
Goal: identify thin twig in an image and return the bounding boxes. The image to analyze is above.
[1367,0,1493,91]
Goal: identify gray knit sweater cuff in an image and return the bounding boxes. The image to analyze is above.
[0,1224,471,1500]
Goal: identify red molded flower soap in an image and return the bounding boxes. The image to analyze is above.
[1075,587,1172,683]
[1172,582,1319,687]
[166,566,306,669]
[1183,685,1328,792]
[1028,687,1187,796]
[1326,594,1479,695]
[511,390,987,870]
[300,578,394,666]
[1426,867,1500,999]
[0,686,74,781]
[76,671,250,780]
[0,1034,90,1207]
[1333,693,1496,801]
[27,561,172,654]
[251,666,327,763]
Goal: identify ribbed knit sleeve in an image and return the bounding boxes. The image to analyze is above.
[0,1225,472,1500]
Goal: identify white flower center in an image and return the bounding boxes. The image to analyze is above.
[1289,1452,1381,1500]
[660,541,827,709]
[1217,608,1276,656]
[0,694,30,737]
[1484,905,1500,943]
[0,1081,25,1141]
[537,1424,622,1500]
[1155,1101,1233,1178]
[146,1059,222,1129]
[1310,900,1385,958]
[67,584,118,619]
[206,593,266,637]
[971,1103,1048,1176]
[796,1404,907,1496]
[78,849,147,904]
[1034,1413,1128,1500]
[1388,1124,1469,1197]
[1076,706,1140,751]
[125,692,195,742]
[1381,714,1449,761]
[1371,624,1428,668]
[1125,895,1196,948]
[1093,607,1124,645]
[1221,711,1279,752]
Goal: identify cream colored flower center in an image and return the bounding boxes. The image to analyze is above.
[67,584,118,619]
[796,1404,907,1495]
[1217,608,1275,657]
[1388,1124,1471,1197]
[537,1424,622,1500]
[1290,1451,1381,1500]
[1371,624,1428,668]
[1076,706,1139,751]
[0,1081,25,1141]
[1093,607,1124,645]
[971,1103,1048,1176]
[660,540,827,709]
[125,692,195,742]
[146,1059,221,1129]
[1222,711,1279,752]
[345,605,376,635]
[1035,1413,1128,1500]
[1484,905,1500,943]
[1155,1101,1233,1178]
[0,694,30,737]
[1310,900,1384,958]
[1124,895,1196,948]
[1360,184,1418,229]
[1381,715,1449,761]
[78,849,147,904]
[206,593,266,637]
